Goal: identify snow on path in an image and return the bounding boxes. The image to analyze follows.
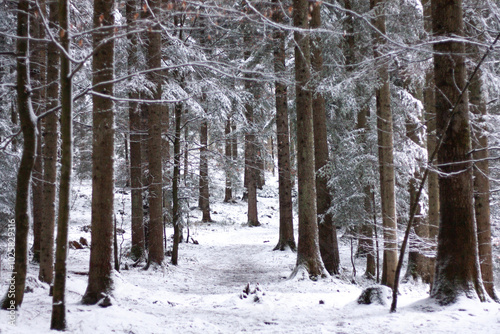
[1,179,500,333]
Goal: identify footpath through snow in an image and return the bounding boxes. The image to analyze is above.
[1,177,500,333]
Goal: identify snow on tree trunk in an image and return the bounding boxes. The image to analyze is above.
[1,0,36,311]
[291,0,326,279]
[51,0,72,328]
[30,2,46,264]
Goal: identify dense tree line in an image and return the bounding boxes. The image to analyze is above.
[0,0,499,329]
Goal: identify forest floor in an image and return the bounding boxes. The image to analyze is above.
[1,174,500,333]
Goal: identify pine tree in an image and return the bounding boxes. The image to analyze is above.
[291,0,326,278]
[126,0,145,262]
[145,0,164,266]
[310,0,340,275]
[1,0,36,310]
[272,0,295,252]
[372,0,398,289]
[39,0,59,284]
[82,0,116,305]
[430,0,486,305]
[51,0,72,328]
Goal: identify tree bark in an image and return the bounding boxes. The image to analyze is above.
[422,0,438,287]
[30,0,46,264]
[126,0,145,262]
[224,117,233,202]
[242,28,259,227]
[470,68,497,301]
[1,0,36,310]
[310,0,340,275]
[50,0,72,328]
[430,0,486,305]
[172,103,182,265]
[82,0,115,305]
[199,119,212,222]
[145,0,164,266]
[372,0,398,289]
[39,0,59,284]
[290,0,326,278]
[272,0,295,251]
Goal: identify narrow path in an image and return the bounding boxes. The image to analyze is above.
[169,224,294,295]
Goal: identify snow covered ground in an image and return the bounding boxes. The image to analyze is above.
[1,174,500,333]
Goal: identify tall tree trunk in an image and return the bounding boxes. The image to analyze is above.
[310,1,340,275]
[272,0,295,251]
[126,0,144,261]
[172,103,182,265]
[50,0,72,328]
[430,0,486,305]
[199,119,212,222]
[243,30,259,226]
[183,122,189,183]
[145,0,164,266]
[290,0,326,278]
[30,0,46,263]
[224,117,233,203]
[82,0,115,305]
[372,0,397,289]
[1,0,36,310]
[422,0,438,285]
[39,0,59,284]
[245,100,259,226]
[470,68,497,301]
[232,121,237,167]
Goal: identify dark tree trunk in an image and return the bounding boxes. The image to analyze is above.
[290,0,326,278]
[1,0,36,310]
[243,31,259,227]
[172,103,182,265]
[39,0,59,284]
[273,0,295,252]
[245,98,259,227]
[126,0,145,262]
[183,122,189,183]
[50,0,72,328]
[30,1,46,264]
[145,0,164,266]
[199,120,212,222]
[224,117,233,202]
[430,0,486,305]
[310,1,340,275]
[82,0,115,305]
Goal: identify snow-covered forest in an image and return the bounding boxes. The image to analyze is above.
[0,0,500,333]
